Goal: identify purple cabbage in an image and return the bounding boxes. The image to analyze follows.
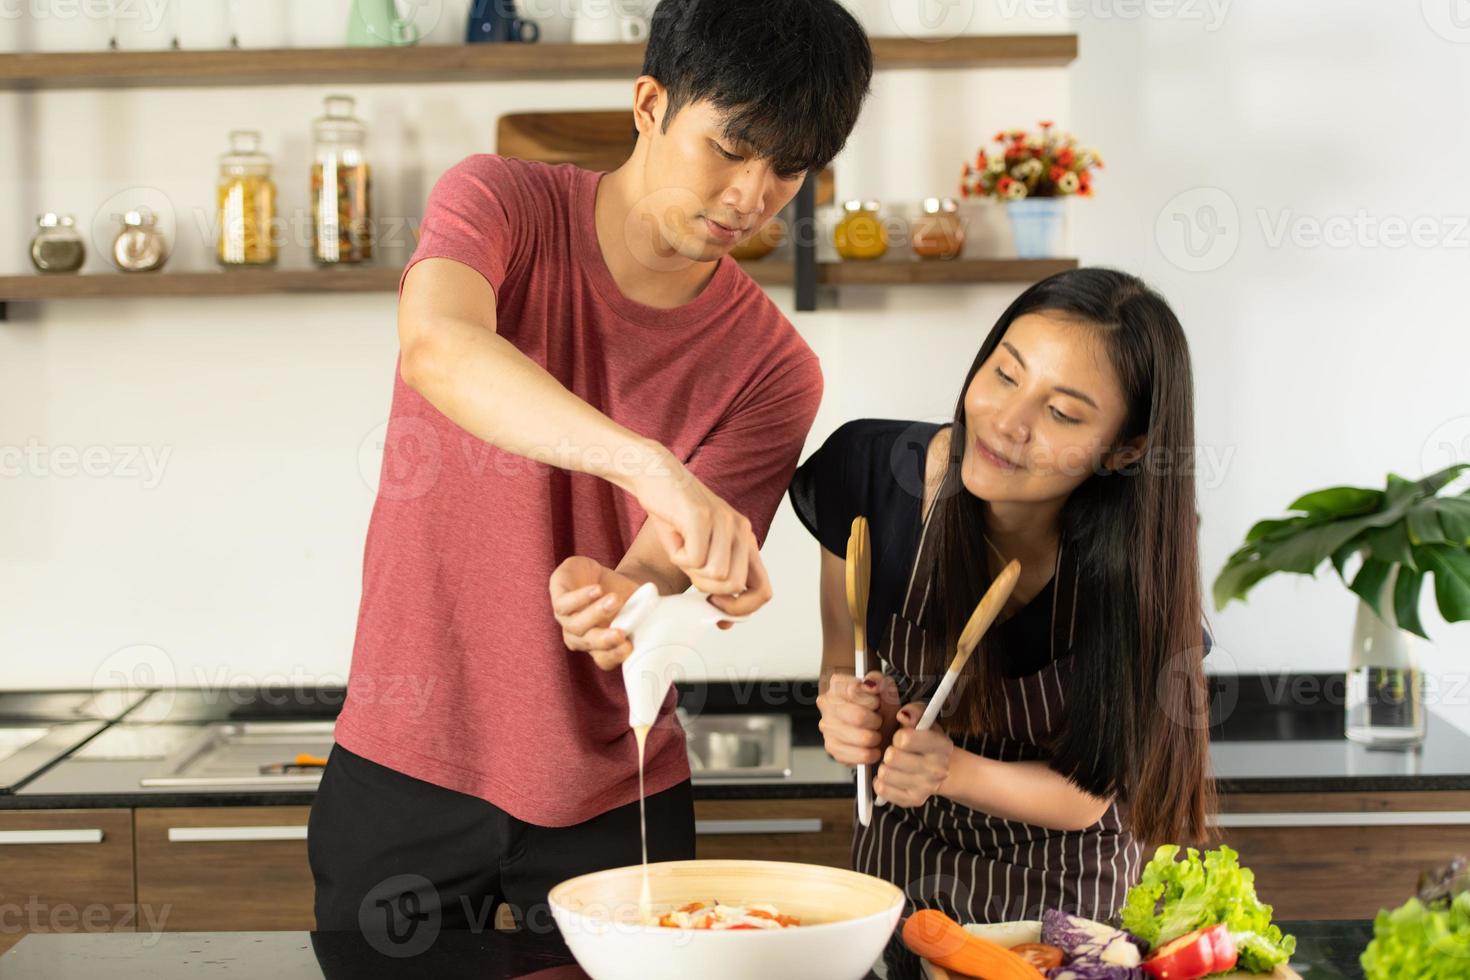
[1040,909,1145,979]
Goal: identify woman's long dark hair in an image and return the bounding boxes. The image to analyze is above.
[922,266,1213,846]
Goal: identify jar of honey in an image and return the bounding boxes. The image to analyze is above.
[834,199,888,261]
[217,130,278,267]
[910,197,965,260]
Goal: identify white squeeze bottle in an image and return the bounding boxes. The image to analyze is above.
[610,584,752,922]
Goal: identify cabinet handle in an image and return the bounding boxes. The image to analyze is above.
[0,829,104,845]
[167,825,308,843]
[1213,811,1470,828]
[695,819,823,836]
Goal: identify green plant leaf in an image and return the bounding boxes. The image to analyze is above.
[1434,497,1470,545]
[1246,515,1320,543]
[1385,473,1419,505]
[1349,559,1394,622]
[1261,516,1380,574]
[1365,522,1416,569]
[1416,545,1470,623]
[1407,500,1448,546]
[1330,541,1362,582]
[1393,566,1428,639]
[1212,555,1274,611]
[1415,463,1470,497]
[1287,485,1383,517]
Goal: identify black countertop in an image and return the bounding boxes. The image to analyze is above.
[0,920,1375,979]
[4,674,1470,810]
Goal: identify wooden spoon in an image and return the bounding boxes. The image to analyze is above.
[874,559,1021,808]
[845,516,873,828]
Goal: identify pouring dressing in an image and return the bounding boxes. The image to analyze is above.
[610,583,750,922]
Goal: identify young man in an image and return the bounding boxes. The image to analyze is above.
[310,0,873,941]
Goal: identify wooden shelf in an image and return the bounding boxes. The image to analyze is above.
[0,258,1077,312]
[742,256,1079,287]
[0,267,403,301]
[0,35,1077,90]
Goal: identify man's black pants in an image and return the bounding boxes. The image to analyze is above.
[308,745,696,941]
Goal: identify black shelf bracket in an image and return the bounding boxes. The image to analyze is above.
[794,171,818,312]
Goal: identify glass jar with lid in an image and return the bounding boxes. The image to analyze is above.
[30,214,87,274]
[834,199,888,261]
[311,94,373,265]
[910,197,965,260]
[218,130,279,268]
[111,208,169,272]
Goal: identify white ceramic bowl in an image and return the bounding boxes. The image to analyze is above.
[549,859,905,980]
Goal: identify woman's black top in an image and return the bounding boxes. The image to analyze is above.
[788,418,1058,679]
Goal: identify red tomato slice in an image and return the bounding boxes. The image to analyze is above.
[1008,943,1064,970]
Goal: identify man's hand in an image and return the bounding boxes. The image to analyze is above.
[632,454,773,618]
[549,557,641,670]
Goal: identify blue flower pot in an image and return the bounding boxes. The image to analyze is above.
[1006,198,1065,258]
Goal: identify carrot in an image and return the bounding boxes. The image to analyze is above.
[902,909,1047,980]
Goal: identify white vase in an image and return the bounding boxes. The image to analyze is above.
[229,0,288,48]
[288,0,353,47]
[412,0,471,44]
[1345,566,1425,745]
[113,0,178,49]
[175,0,232,49]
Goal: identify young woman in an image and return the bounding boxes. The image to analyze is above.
[791,267,1214,975]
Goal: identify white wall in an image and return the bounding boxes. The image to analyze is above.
[3,2,1467,736]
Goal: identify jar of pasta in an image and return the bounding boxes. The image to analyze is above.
[834,199,888,261]
[217,130,278,268]
[311,95,373,265]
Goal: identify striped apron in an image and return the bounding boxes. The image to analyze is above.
[856,507,1143,977]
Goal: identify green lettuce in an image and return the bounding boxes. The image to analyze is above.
[1120,844,1296,973]
[1360,891,1470,979]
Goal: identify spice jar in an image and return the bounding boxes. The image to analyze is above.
[218,130,278,267]
[111,208,169,272]
[30,213,86,273]
[311,94,373,265]
[910,197,965,260]
[834,199,887,261]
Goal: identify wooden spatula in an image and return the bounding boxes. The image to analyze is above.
[874,559,1021,808]
[845,516,873,828]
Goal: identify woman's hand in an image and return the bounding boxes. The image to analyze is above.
[817,671,901,766]
[549,557,641,670]
[874,702,955,809]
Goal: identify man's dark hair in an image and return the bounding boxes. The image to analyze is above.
[641,0,873,179]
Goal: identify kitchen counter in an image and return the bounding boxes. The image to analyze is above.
[0,920,1375,979]
[4,673,1470,810]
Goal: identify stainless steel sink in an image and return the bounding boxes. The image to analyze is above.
[681,713,792,780]
[137,721,335,787]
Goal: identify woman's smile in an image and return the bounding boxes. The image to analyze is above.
[974,436,1022,472]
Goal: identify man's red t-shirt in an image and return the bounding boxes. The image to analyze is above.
[334,155,823,827]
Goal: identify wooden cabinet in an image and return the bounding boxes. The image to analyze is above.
[1213,790,1470,920]
[694,798,855,869]
[134,806,315,932]
[0,809,136,954]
